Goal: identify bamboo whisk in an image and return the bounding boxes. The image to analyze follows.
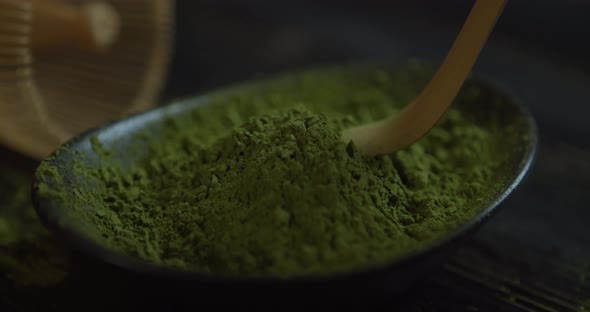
[0,0,174,160]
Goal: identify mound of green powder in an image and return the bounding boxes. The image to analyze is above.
[37,62,526,277]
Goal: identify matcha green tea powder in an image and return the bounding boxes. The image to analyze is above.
[37,64,516,278]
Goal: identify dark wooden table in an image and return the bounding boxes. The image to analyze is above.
[1,2,588,310]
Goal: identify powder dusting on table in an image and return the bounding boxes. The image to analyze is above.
[0,165,69,287]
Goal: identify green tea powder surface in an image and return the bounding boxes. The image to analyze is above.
[37,64,520,278]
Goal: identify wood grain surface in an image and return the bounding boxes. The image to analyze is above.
[1,1,588,310]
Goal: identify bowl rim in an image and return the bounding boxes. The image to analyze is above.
[31,61,539,285]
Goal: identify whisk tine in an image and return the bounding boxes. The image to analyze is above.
[0,22,30,34]
[0,46,29,56]
[0,35,30,46]
[0,68,31,80]
[0,55,31,66]
[0,11,30,22]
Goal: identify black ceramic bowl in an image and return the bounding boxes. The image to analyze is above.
[31,62,538,304]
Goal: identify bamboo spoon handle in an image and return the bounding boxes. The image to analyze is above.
[1,0,120,53]
[341,0,507,156]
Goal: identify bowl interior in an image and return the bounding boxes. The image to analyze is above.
[31,61,538,284]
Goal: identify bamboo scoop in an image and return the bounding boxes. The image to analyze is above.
[341,0,507,156]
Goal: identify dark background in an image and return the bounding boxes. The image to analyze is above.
[2,0,589,310]
[164,0,590,144]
